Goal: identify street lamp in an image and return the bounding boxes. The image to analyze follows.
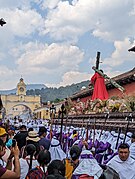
[49,103,56,139]
[50,103,56,119]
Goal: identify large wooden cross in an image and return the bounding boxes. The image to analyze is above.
[95,51,101,70]
[93,51,125,93]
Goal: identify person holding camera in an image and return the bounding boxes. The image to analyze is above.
[0,127,11,164]
[0,138,20,179]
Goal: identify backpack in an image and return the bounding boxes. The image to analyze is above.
[25,166,47,179]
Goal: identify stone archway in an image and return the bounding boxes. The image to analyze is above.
[8,104,32,120]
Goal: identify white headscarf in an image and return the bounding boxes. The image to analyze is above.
[125,132,132,146]
[129,142,135,160]
[107,155,135,179]
[73,150,103,179]
[110,132,118,151]
[49,137,66,161]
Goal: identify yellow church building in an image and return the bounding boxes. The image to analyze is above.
[1,78,41,118]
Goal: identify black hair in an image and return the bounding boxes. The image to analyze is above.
[38,126,47,136]
[70,145,81,161]
[131,133,135,139]
[25,144,36,171]
[38,149,51,166]
[28,127,34,132]
[73,130,77,135]
[47,159,65,177]
[26,140,40,158]
[0,138,5,151]
[118,143,129,150]
[19,125,27,130]
[26,144,36,156]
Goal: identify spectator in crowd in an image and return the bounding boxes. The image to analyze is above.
[47,159,65,177]
[0,138,20,179]
[6,126,15,148]
[0,127,11,163]
[38,126,51,150]
[107,143,135,179]
[26,130,41,159]
[26,149,51,179]
[64,145,81,179]
[14,125,28,150]
[19,144,39,179]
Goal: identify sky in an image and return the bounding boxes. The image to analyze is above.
[0,0,135,90]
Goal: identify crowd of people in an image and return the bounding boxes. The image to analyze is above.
[0,118,135,179]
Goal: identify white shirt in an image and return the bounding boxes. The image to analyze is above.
[19,156,39,179]
[107,155,135,179]
[130,142,135,160]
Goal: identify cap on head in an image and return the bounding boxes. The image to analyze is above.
[0,127,7,137]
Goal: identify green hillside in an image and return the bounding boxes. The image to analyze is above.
[26,80,90,103]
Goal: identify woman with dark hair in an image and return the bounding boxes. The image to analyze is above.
[25,149,51,179]
[47,159,65,177]
[19,144,39,179]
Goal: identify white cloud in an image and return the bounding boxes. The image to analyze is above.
[0,66,18,89]
[103,38,135,67]
[0,8,44,37]
[16,42,84,73]
[42,0,135,42]
[41,0,61,9]
[0,0,135,90]
[4,42,84,88]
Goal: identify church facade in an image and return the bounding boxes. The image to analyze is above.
[1,78,41,118]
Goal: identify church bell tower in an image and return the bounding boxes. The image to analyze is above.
[16,78,26,96]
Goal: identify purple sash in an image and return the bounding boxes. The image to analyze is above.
[80,154,94,159]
